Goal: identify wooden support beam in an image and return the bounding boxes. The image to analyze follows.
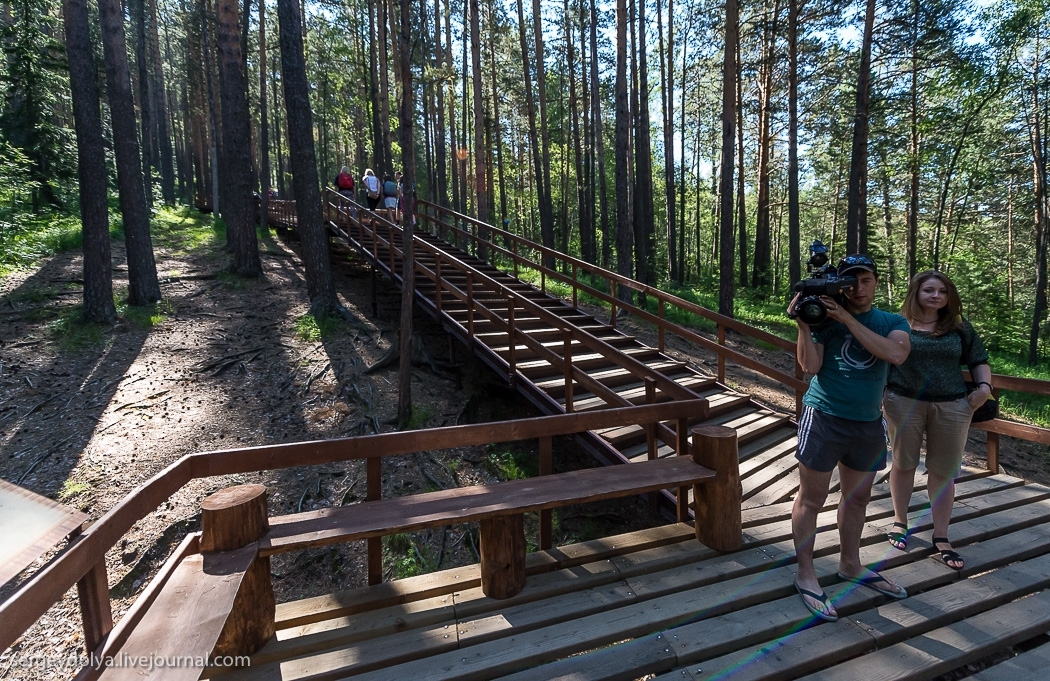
[480,514,526,599]
[691,425,743,552]
[76,560,112,654]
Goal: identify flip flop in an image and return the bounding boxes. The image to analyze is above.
[931,537,964,571]
[794,579,838,622]
[886,522,908,551]
[837,571,907,599]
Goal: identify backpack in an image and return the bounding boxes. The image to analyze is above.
[383,180,397,197]
[337,172,354,191]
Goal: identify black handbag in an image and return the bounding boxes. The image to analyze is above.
[965,382,999,423]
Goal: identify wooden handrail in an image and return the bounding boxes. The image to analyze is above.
[0,401,706,656]
[410,200,1050,463]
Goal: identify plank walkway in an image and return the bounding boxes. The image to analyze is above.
[199,468,1050,680]
[241,202,1050,679]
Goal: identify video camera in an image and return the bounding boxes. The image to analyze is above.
[788,240,857,326]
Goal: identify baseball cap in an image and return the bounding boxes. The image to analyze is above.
[837,253,878,277]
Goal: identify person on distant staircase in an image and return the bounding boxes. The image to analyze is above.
[361,168,381,210]
[883,271,993,572]
[335,166,355,201]
[382,173,398,213]
[787,253,911,623]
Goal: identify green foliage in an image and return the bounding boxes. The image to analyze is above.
[486,444,537,481]
[57,478,90,501]
[116,293,174,329]
[402,405,435,430]
[383,533,429,579]
[294,313,345,342]
[45,305,106,350]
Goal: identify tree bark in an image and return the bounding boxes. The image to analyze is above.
[470,0,488,231]
[259,0,270,233]
[277,0,339,315]
[217,0,262,275]
[615,0,633,297]
[63,0,116,323]
[657,0,677,283]
[845,0,875,254]
[788,0,801,286]
[589,0,609,268]
[149,0,176,203]
[531,0,554,266]
[397,0,416,424]
[98,0,161,305]
[718,0,738,317]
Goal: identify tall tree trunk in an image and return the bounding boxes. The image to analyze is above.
[489,10,508,221]
[845,0,875,254]
[133,0,153,206]
[567,0,588,263]
[657,0,676,283]
[259,0,270,232]
[217,0,262,275]
[735,38,747,289]
[907,0,919,279]
[752,0,779,289]
[787,0,801,285]
[531,0,554,265]
[614,0,633,298]
[98,0,161,305]
[397,0,416,423]
[149,0,175,203]
[203,0,222,210]
[470,0,488,228]
[1030,37,1049,366]
[589,0,609,268]
[64,0,116,323]
[517,0,551,265]
[633,0,654,294]
[434,0,448,207]
[718,0,738,317]
[377,0,392,172]
[277,0,338,315]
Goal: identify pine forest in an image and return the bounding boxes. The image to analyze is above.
[3,0,1050,368]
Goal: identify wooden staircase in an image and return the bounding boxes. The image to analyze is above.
[322,198,801,514]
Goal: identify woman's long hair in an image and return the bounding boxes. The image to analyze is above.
[900,270,963,336]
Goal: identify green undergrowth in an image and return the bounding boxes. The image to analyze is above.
[294,313,347,342]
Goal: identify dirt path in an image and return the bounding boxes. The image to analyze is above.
[1,212,1046,677]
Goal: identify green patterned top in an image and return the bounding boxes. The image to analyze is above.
[887,319,989,402]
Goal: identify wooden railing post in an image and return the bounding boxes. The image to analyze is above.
[572,264,579,310]
[77,560,112,654]
[539,436,553,550]
[507,293,517,386]
[717,325,727,384]
[610,280,618,328]
[563,331,574,413]
[987,388,1000,471]
[676,418,691,523]
[690,425,742,552]
[367,457,382,585]
[435,256,443,315]
[200,484,276,657]
[467,273,475,345]
[658,300,666,353]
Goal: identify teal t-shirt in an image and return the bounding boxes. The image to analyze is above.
[802,308,910,422]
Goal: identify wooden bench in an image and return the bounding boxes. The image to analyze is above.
[92,425,741,676]
[261,452,720,599]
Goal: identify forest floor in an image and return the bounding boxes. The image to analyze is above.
[0,207,1047,679]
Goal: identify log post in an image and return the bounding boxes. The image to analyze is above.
[200,484,275,658]
[691,425,743,552]
[479,514,527,599]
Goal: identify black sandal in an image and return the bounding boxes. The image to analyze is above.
[887,522,908,551]
[932,537,963,571]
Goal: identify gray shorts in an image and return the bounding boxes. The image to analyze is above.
[795,406,888,473]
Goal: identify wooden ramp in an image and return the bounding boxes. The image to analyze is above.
[199,468,1050,680]
[315,199,801,514]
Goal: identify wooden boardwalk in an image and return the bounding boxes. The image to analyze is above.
[200,467,1050,680]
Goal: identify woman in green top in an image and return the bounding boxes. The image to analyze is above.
[883,271,993,570]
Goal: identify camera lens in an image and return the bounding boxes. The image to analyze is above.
[797,298,827,325]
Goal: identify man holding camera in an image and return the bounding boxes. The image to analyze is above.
[787,253,911,621]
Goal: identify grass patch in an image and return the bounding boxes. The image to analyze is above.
[45,306,107,351]
[116,294,175,330]
[402,405,435,430]
[58,479,90,501]
[294,313,344,342]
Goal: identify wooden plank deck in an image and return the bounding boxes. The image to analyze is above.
[199,469,1050,681]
